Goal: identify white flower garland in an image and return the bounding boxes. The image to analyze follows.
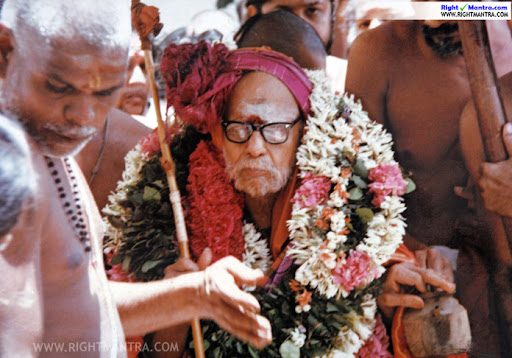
[284,70,406,356]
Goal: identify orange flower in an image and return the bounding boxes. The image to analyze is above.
[340,168,351,178]
[298,290,312,306]
[289,279,301,292]
[315,218,329,231]
[338,228,350,236]
[322,207,337,220]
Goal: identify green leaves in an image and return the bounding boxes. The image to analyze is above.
[141,260,164,273]
[405,177,416,194]
[143,186,161,201]
[352,159,368,179]
[356,208,374,224]
[348,187,363,201]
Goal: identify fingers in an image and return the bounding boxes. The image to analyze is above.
[197,248,212,270]
[164,258,199,278]
[385,262,455,294]
[211,307,272,349]
[214,256,265,287]
[378,292,424,310]
[385,263,426,293]
[503,122,512,156]
[418,266,455,293]
[453,186,476,203]
[415,250,427,269]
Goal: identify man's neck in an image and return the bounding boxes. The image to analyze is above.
[245,193,278,230]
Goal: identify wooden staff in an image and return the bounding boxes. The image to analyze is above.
[458,19,512,353]
[131,2,205,357]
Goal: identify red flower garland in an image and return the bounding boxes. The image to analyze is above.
[160,41,242,134]
[186,140,245,262]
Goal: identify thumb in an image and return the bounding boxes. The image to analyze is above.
[197,248,212,270]
[502,122,512,156]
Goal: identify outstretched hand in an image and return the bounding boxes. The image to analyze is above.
[196,256,272,349]
[478,122,512,217]
[378,262,456,319]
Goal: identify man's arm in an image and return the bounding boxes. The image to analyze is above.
[345,25,390,125]
[0,231,43,358]
[111,256,272,349]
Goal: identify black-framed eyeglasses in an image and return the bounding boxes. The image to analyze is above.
[222,116,302,144]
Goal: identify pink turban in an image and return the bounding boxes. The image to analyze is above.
[160,41,313,134]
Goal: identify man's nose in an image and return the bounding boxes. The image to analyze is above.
[129,64,147,85]
[245,131,267,157]
[63,96,96,125]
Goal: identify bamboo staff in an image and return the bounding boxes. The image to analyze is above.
[131,2,205,357]
[458,19,512,353]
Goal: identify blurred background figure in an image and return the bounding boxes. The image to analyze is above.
[116,32,151,116]
[331,0,412,58]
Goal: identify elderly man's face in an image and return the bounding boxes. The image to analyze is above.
[223,71,302,198]
[252,0,333,47]
[1,35,128,157]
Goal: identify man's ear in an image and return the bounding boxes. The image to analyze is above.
[246,4,259,19]
[0,25,14,79]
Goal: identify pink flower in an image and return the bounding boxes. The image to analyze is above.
[105,250,136,283]
[331,249,381,293]
[368,163,407,208]
[357,315,393,358]
[293,173,332,208]
[139,129,161,155]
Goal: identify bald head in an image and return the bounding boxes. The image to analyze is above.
[0,0,132,157]
[236,10,327,70]
[1,0,131,55]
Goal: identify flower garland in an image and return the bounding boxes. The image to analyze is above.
[103,69,411,358]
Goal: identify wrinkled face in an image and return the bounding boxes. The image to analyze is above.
[223,71,302,198]
[259,0,332,47]
[2,35,128,157]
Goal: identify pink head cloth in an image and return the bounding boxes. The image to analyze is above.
[227,49,312,118]
[161,41,313,134]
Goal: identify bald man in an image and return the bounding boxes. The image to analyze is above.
[0,1,271,356]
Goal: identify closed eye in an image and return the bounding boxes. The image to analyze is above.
[94,85,123,97]
[45,79,74,94]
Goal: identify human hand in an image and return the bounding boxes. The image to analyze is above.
[377,262,456,319]
[414,247,454,283]
[478,122,512,217]
[164,248,212,279]
[197,256,272,349]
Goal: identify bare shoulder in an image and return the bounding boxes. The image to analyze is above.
[346,22,415,123]
[348,21,410,62]
[109,108,152,142]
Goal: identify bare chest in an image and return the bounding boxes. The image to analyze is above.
[386,59,471,170]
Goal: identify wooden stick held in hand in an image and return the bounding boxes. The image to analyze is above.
[131,2,205,357]
[459,19,512,354]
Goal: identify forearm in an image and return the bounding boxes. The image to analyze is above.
[110,272,204,337]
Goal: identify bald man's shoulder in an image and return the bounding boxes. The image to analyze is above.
[109,108,151,150]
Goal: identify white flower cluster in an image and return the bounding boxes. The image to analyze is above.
[242,221,272,290]
[322,296,377,358]
[285,70,406,356]
[103,144,149,249]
